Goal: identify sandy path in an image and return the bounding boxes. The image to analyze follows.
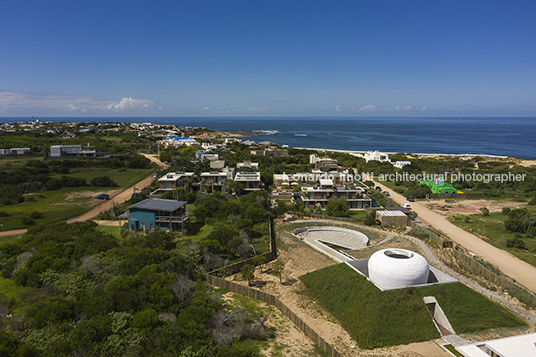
[68,154,168,223]
[0,154,168,234]
[375,181,536,294]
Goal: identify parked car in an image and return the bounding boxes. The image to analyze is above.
[95,193,110,200]
[402,203,411,209]
[406,196,414,202]
[383,191,390,196]
[375,186,382,191]
[141,187,153,192]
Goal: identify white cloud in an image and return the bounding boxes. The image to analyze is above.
[203,107,210,110]
[245,107,268,111]
[0,91,158,115]
[106,97,156,111]
[359,105,378,112]
[335,105,342,112]
[394,105,413,111]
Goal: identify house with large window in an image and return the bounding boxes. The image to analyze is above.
[125,198,189,233]
[234,171,264,191]
[158,172,196,191]
[298,179,372,209]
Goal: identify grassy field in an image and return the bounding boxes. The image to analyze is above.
[53,167,155,189]
[300,263,526,349]
[450,210,536,268]
[0,167,154,231]
[97,224,122,238]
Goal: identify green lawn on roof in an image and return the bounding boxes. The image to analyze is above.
[300,263,526,349]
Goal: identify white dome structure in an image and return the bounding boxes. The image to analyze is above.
[368,249,429,290]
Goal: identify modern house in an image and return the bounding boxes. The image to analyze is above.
[234,171,264,191]
[237,161,259,170]
[125,198,189,233]
[160,136,199,148]
[158,172,196,191]
[199,172,230,193]
[0,148,30,156]
[49,144,96,158]
[298,179,372,209]
[393,161,411,169]
[364,150,390,163]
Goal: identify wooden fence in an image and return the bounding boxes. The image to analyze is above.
[407,222,536,308]
[207,218,344,357]
[289,211,365,222]
[408,221,453,248]
[207,274,344,357]
[429,193,482,199]
[451,248,536,308]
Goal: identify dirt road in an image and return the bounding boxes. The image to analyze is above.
[69,154,168,223]
[375,181,536,294]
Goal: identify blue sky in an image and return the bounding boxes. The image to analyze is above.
[1,1,535,117]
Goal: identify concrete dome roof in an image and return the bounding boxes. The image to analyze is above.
[368,249,429,290]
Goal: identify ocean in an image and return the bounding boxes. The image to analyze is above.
[1,117,535,160]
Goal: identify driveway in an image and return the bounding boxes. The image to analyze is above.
[375,181,536,294]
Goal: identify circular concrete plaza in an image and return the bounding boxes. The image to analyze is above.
[295,226,369,250]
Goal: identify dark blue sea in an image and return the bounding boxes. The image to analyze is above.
[2,117,535,160]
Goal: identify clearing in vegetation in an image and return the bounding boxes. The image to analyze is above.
[300,263,526,349]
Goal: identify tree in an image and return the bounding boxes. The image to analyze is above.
[479,207,490,216]
[272,260,284,283]
[227,180,243,195]
[326,199,350,217]
[253,256,268,273]
[240,264,255,285]
[364,211,377,226]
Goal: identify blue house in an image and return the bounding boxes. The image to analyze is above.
[126,198,189,233]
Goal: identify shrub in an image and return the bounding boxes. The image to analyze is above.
[90,176,118,187]
[29,211,44,220]
[502,207,511,215]
[506,238,527,250]
[21,216,35,226]
[529,197,536,205]
[479,207,490,216]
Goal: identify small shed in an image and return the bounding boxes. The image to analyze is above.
[376,210,407,226]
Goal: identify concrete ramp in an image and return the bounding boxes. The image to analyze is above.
[424,296,456,336]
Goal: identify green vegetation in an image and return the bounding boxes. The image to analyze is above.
[0,221,261,356]
[300,264,525,349]
[325,199,350,217]
[450,210,536,267]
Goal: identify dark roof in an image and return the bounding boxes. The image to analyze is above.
[127,198,187,212]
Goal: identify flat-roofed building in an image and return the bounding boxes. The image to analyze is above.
[50,145,96,158]
[234,171,264,191]
[376,210,408,226]
[456,332,536,357]
[299,183,371,209]
[125,198,189,233]
[158,172,196,191]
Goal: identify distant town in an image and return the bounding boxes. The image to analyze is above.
[1,119,536,357]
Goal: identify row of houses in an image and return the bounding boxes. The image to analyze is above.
[157,170,264,193]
